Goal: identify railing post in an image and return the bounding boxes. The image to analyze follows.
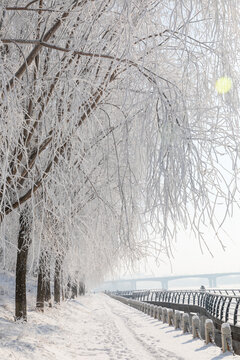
[157,306,162,321]
[154,305,158,319]
[174,310,181,329]
[221,323,233,353]
[146,303,149,314]
[148,303,151,315]
[205,319,215,344]
[192,315,200,338]
[167,309,174,326]
[150,304,155,317]
[162,307,168,323]
[144,303,148,314]
[182,313,190,333]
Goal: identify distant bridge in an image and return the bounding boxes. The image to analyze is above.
[103,272,240,290]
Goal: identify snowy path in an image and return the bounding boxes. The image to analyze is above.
[0,293,239,359]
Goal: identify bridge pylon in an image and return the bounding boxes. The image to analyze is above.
[208,276,217,288]
[161,280,168,290]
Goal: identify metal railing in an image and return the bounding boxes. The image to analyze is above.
[113,289,240,326]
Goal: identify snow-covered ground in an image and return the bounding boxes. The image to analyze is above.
[0,289,239,360]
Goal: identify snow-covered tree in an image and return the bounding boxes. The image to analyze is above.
[0,1,239,319]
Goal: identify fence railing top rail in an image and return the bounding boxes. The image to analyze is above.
[112,289,240,300]
[109,288,240,327]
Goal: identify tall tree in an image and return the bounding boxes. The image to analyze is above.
[15,205,32,321]
[0,0,239,319]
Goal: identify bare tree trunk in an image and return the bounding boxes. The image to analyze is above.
[79,281,85,296]
[61,282,65,301]
[15,206,32,321]
[71,281,78,299]
[45,269,52,306]
[43,250,52,306]
[54,256,62,304]
[66,277,71,299]
[36,252,45,311]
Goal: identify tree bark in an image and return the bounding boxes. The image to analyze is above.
[43,250,52,306]
[66,277,71,299]
[79,281,85,296]
[15,206,32,321]
[71,282,77,299]
[61,275,65,302]
[54,256,62,304]
[36,252,45,311]
[45,270,52,306]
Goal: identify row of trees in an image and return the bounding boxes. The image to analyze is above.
[0,0,239,320]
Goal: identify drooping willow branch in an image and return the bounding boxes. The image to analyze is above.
[1,0,86,94]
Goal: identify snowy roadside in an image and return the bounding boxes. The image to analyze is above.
[0,292,239,360]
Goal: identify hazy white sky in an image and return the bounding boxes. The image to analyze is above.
[119,206,240,279]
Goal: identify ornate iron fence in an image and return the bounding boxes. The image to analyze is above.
[113,289,240,326]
